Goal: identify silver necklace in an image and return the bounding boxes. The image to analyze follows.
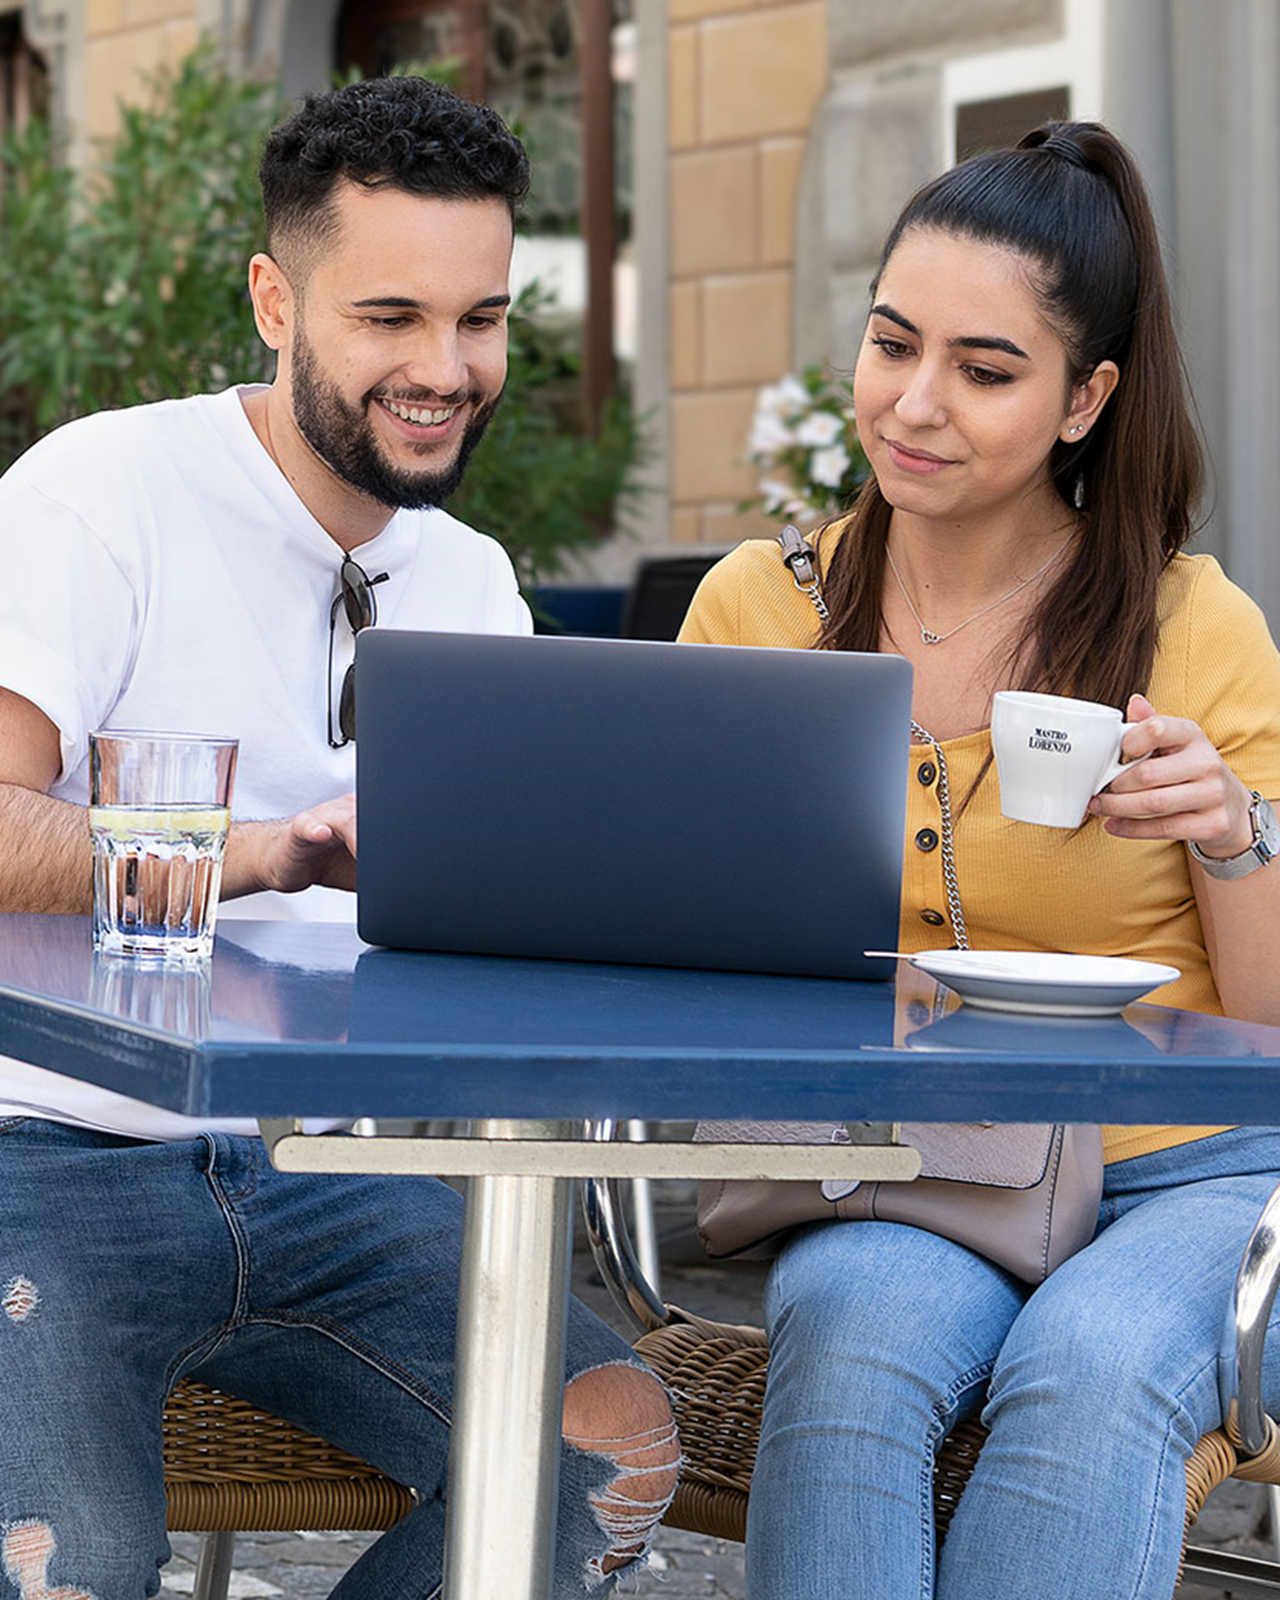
[885,534,1074,646]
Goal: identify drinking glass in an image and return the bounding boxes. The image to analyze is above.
[89,731,238,962]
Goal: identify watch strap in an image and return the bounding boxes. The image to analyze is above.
[1188,792,1277,879]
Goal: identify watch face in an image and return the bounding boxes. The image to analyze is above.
[1256,796,1280,859]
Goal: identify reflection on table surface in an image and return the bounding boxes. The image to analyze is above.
[1,914,1279,1065]
[5,914,1280,1125]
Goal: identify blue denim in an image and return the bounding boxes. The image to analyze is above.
[746,1126,1280,1600]
[0,1117,643,1600]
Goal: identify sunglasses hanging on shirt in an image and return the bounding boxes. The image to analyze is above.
[327,556,389,749]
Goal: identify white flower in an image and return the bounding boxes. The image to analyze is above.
[748,412,794,457]
[775,374,810,411]
[752,382,792,426]
[759,478,794,513]
[793,410,844,448]
[809,443,851,488]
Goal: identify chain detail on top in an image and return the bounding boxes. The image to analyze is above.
[777,526,969,950]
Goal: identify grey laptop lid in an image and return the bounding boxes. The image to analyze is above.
[355,630,912,979]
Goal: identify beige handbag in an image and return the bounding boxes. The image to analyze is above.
[695,1119,1103,1283]
[692,528,1105,1285]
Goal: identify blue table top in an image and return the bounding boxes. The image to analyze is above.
[1,914,1279,1124]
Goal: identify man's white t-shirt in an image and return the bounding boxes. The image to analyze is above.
[0,385,532,1137]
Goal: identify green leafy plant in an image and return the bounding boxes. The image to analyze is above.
[741,364,870,524]
[451,282,646,586]
[0,43,279,467]
[0,43,645,586]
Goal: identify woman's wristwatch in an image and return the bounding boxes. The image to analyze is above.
[1188,792,1280,879]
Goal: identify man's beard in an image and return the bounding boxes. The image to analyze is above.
[290,327,499,510]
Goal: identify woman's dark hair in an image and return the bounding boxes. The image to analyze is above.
[260,76,530,274]
[816,120,1204,711]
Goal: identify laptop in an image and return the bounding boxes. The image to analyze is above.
[355,630,912,979]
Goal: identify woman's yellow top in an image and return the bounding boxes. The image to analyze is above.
[679,533,1280,1165]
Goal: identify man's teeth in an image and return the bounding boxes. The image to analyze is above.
[380,399,459,426]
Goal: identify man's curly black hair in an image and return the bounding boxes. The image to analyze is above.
[260,76,530,275]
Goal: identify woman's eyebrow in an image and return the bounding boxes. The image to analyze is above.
[869,302,1030,360]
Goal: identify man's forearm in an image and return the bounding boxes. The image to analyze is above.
[0,786,281,913]
[0,784,93,911]
[0,785,355,916]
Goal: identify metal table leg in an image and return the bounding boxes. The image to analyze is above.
[625,1119,662,1299]
[256,1115,918,1597]
[443,1119,576,1600]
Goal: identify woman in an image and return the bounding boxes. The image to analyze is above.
[679,122,1280,1599]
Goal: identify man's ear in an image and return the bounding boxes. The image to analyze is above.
[248,253,293,352]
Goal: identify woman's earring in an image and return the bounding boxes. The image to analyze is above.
[1073,471,1086,509]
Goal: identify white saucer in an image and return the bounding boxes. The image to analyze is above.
[901,950,1181,1016]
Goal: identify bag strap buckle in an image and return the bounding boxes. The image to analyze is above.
[777,523,820,590]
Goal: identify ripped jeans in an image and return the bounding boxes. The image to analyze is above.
[747,1126,1280,1600]
[0,1117,677,1600]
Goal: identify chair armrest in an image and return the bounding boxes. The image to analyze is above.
[1221,1179,1280,1458]
[581,1120,670,1337]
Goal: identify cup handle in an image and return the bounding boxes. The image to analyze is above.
[1094,721,1151,793]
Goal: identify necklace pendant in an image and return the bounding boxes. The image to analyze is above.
[920,628,942,645]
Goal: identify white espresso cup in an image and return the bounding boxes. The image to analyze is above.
[990,690,1145,828]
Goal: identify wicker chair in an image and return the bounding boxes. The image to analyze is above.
[163,1379,414,1600]
[582,1171,1280,1596]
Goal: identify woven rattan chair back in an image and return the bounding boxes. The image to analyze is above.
[633,1312,1280,1590]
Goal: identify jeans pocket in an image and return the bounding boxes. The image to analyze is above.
[0,1116,30,1134]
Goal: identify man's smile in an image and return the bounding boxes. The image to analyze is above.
[375,395,464,435]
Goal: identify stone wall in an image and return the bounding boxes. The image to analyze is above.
[82,0,199,140]
[664,0,1063,551]
[666,0,829,548]
[798,0,1061,374]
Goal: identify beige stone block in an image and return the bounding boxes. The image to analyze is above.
[670,388,759,502]
[88,15,201,136]
[670,282,702,389]
[759,137,805,264]
[669,27,699,150]
[701,4,828,144]
[829,0,1060,70]
[701,502,779,545]
[702,270,791,387]
[670,507,702,544]
[126,0,197,22]
[86,0,127,35]
[671,147,757,278]
[669,0,744,19]
[161,18,200,67]
[86,30,162,138]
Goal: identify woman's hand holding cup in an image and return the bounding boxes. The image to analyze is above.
[1085,693,1255,859]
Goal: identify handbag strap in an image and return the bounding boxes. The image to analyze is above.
[777,525,970,950]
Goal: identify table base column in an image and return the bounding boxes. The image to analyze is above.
[444,1118,575,1600]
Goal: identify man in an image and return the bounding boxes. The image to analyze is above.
[0,77,676,1599]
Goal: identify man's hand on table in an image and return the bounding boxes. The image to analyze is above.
[225,793,358,897]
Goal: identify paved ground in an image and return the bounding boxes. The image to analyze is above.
[158,1183,1274,1598]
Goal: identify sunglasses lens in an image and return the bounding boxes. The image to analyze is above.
[339,662,357,743]
[341,559,375,632]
